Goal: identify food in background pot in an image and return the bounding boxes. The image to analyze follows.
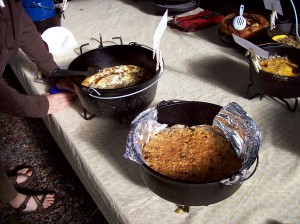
[142,125,242,183]
[259,57,299,77]
[219,13,269,39]
[81,65,151,89]
[272,35,300,49]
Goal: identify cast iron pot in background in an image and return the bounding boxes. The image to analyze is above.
[245,43,300,111]
[139,100,259,210]
[266,22,300,41]
[152,0,201,14]
[68,42,164,118]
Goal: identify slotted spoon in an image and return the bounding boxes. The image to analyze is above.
[233,5,246,30]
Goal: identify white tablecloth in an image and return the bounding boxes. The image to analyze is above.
[10,1,300,223]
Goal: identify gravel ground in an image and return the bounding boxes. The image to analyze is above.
[0,67,108,224]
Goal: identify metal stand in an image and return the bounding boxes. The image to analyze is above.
[175,205,190,213]
[246,83,298,112]
[83,108,97,120]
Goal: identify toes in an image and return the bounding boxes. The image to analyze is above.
[17,168,33,176]
[43,202,52,208]
[43,195,56,208]
[17,168,27,174]
[25,169,33,177]
[15,168,33,184]
[45,194,55,200]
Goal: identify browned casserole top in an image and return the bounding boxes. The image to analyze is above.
[81,65,151,89]
[219,13,269,39]
[142,125,242,183]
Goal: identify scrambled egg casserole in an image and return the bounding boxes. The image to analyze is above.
[82,65,151,89]
[259,57,299,77]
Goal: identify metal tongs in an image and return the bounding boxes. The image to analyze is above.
[52,65,102,77]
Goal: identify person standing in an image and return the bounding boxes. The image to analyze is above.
[0,0,76,214]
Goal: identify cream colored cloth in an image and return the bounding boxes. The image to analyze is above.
[9,0,300,223]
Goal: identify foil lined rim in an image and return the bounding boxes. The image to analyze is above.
[124,101,261,185]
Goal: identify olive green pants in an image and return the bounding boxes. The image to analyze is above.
[0,161,17,203]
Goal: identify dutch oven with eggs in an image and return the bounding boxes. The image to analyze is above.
[67,42,164,118]
[134,100,259,211]
[245,43,300,110]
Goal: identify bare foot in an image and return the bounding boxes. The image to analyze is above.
[14,168,33,185]
[9,192,56,212]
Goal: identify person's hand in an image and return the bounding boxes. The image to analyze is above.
[46,92,76,114]
[55,77,75,92]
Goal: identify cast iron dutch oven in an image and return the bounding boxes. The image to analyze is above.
[139,100,259,207]
[266,22,299,42]
[246,43,300,99]
[68,42,163,117]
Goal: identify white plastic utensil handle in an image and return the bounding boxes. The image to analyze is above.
[239,4,244,16]
[289,0,300,42]
[270,10,278,29]
[153,10,168,71]
[153,10,168,59]
[249,49,261,73]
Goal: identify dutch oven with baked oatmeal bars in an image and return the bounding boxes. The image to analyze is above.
[127,100,259,211]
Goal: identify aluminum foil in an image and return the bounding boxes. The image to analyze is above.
[125,107,167,164]
[124,102,261,185]
[213,102,261,184]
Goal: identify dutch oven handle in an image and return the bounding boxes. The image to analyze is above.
[222,154,259,185]
[129,42,153,51]
[239,154,259,182]
[80,43,90,55]
[81,87,101,96]
[156,100,189,109]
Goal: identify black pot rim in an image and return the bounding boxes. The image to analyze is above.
[141,164,241,186]
[248,44,300,79]
[70,44,164,97]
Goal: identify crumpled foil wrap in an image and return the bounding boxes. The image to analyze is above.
[125,107,166,164]
[214,102,261,184]
[124,102,261,185]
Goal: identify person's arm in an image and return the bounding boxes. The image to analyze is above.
[0,78,76,117]
[19,8,58,76]
[0,78,49,117]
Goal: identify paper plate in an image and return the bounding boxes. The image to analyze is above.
[41,26,78,55]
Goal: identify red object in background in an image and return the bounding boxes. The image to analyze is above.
[168,10,224,32]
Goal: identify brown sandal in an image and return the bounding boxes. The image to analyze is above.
[8,166,36,188]
[13,193,57,215]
